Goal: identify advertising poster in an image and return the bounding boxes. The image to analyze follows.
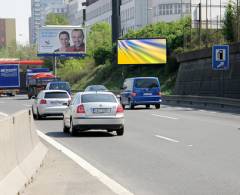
[118,38,167,65]
[38,26,86,56]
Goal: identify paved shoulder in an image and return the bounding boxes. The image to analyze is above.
[22,139,116,195]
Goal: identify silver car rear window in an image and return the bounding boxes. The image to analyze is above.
[81,94,116,103]
[44,92,69,99]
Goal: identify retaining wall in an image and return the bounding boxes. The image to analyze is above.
[174,43,240,98]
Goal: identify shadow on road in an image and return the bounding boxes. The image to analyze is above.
[46,130,114,138]
[36,117,63,121]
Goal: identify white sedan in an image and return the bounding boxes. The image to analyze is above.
[63,91,124,136]
[32,90,71,119]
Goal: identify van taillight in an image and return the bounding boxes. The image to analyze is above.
[131,92,137,97]
[116,105,124,113]
[76,104,85,113]
[40,99,47,104]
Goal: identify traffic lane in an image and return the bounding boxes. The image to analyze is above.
[0,95,32,115]
[137,107,240,145]
[34,107,240,195]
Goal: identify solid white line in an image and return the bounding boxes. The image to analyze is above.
[155,135,179,143]
[152,114,179,120]
[0,112,8,117]
[22,104,32,107]
[37,130,134,195]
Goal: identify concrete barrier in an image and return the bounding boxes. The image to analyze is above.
[0,110,48,195]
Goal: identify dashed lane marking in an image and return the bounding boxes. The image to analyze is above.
[152,114,179,120]
[155,135,179,143]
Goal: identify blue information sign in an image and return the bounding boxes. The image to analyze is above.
[212,45,229,70]
[0,64,20,88]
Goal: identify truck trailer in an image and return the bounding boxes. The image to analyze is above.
[0,64,20,96]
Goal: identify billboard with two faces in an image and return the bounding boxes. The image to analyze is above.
[38,26,86,56]
[118,38,167,65]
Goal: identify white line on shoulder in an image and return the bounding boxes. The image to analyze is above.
[37,130,134,195]
[0,112,8,117]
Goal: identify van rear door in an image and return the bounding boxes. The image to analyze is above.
[133,78,160,96]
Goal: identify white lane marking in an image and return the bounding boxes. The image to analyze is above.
[152,114,179,120]
[155,135,179,143]
[0,112,8,117]
[37,130,134,195]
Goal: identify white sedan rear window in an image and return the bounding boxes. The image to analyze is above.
[44,92,69,99]
[81,94,117,103]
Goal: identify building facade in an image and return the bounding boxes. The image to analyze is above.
[0,18,16,48]
[85,0,112,28]
[67,0,86,25]
[30,0,66,45]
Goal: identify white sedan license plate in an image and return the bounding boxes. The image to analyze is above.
[51,101,63,105]
[93,108,111,113]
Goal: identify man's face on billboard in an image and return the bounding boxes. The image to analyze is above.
[71,30,84,47]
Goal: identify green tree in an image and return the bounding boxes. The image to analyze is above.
[87,22,112,65]
[45,13,69,25]
[0,42,38,59]
[223,1,235,42]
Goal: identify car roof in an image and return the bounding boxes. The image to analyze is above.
[42,90,70,93]
[127,77,158,80]
[86,84,106,87]
[76,91,114,96]
[48,81,69,84]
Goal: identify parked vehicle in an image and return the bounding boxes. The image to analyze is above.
[84,85,108,92]
[32,90,71,120]
[120,77,161,109]
[63,91,124,136]
[45,81,71,95]
[0,64,20,96]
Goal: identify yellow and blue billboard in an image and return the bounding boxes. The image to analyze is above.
[118,38,167,65]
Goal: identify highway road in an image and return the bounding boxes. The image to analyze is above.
[1,95,240,195]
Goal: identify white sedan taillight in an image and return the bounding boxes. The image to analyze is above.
[40,99,47,104]
[76,104,85,113]
[116,105,124,113]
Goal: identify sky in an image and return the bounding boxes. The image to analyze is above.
[0,0,31,45]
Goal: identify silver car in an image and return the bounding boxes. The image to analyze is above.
[32,90,71,119]
[63,91,124,136]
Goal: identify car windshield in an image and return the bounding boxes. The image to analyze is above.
[44,92,69,99]
[86,85,107,91]
[81,94,116,103]
[134,79,159,88]
[49,83,70,90]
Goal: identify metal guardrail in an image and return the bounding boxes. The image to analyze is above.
[162,95,240,110]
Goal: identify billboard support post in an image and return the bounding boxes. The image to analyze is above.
[54,56,57,77]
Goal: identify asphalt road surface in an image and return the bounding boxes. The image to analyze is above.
[1,95,240,195]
